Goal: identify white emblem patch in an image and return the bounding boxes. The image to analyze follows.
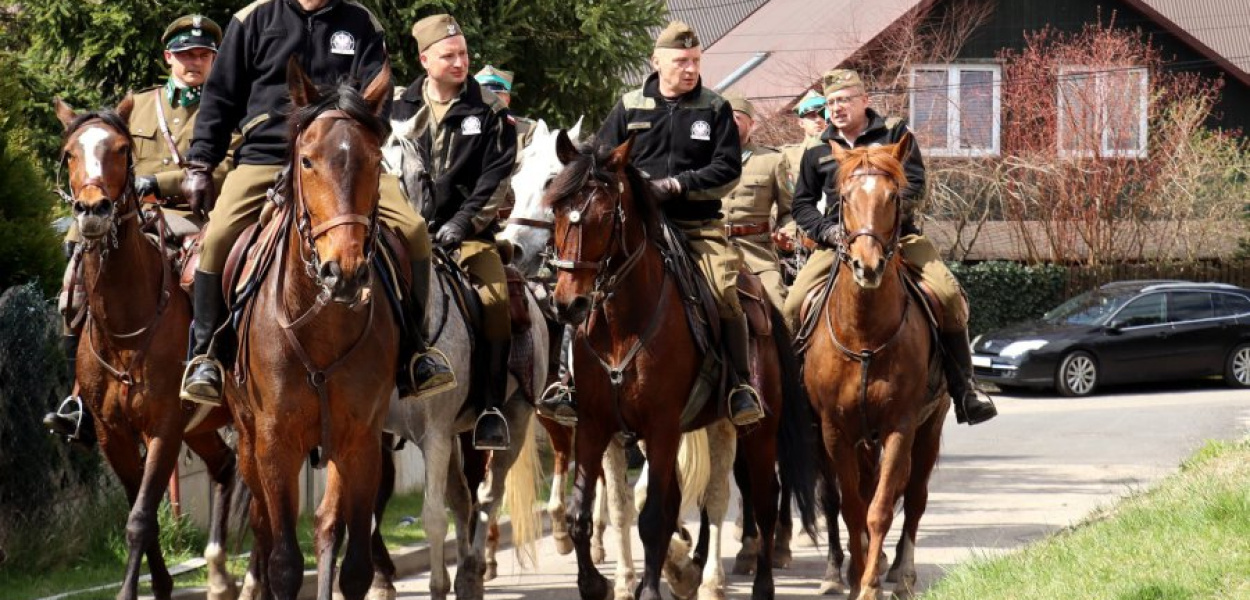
[461,116,482,136]
[330,31,356,55]
[691,120,711,141]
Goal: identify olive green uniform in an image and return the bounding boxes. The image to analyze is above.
[722,142,792,308]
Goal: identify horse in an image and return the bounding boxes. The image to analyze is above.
[802,133,949,600]
[223,59,399,600]
[545,133,816,600]
[53,97,238,600]
[377,100,548,600]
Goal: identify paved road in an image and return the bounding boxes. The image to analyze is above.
[392,381,1249,599]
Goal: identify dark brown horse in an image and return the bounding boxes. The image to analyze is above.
[54,98,237,600]
[546,134,815,600]
[804,134,949,600]
[225,60,397,600]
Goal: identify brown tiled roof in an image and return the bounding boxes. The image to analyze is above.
[667,0,770,50]
[927,220,1247,263]
[1124,0,1250,87]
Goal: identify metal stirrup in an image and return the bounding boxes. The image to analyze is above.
[472,407,510,450]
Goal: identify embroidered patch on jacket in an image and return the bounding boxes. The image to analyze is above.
[330,31,356,55]
[461,116,482,135]
[691,120,711,141]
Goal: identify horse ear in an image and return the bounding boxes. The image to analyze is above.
[54,98,77,130]
[287,56,319,108]
[362,62,392,116]
[891,131,914,164]
[115,92,135,122]
[567,115,584,142]
[606,135,634,171]
[555,128,578,165]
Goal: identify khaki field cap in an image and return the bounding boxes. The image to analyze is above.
[655,21,700,50]
[724,91,754,119]
[822,69,864,96]
[412,14,462,53]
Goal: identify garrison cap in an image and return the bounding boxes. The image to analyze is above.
[162,15,222,53]
[475,65,514,93]
[412,14,463,53]
[822,69,864,96]
[795,90,826,116]
[724,91,754,119]
[654,21,700,50]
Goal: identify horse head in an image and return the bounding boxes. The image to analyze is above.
[544,134,659,325]
[286,56,391,304]
[830,132,913,289]
[55,96,137,244]
[501,117,584,277]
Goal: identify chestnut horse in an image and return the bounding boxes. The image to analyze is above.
[225,60,397,600]
[53,98,237,600]
[804,133,949,600]
[546,134,815,600]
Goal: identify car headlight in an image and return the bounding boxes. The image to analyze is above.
[999,340,1048,359]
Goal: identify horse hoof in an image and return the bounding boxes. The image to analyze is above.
[772,550,793,570]
[817,578,847,596]
[696,586,726,600]
[365,583,398,600]
[484,561,498,582]
[207,581,239,600]
[554,533,575,555]
[238,573,260,600]
[731,555,756,576]
[591,544,606,564]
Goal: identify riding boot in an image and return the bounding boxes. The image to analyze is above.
[537,324,578,425]
[941,329,997,425]
[180,270,226,406]
[397,257,455,399]
[42,333,95,446]
[472,337,511,451]
[723,314,765,427]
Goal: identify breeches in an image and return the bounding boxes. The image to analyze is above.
[733,235,787,309]
[457,239,510,342]
[678,219,743,319]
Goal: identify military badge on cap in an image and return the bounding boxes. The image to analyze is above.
[822,69,864,96]
[413,14,462,53]
[162,14,222,53]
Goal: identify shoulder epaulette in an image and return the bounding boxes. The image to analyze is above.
[885,116,904,129]
[621,88,655,111]
[234,0,274,22]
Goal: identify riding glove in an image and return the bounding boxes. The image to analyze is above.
[649,177,683,202]
[182,160,216,219]
[821,225,841,248]
[434,222,467,248]
[134,176,159,200]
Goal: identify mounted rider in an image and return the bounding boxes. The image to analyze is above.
[785,68,997,425]
[780,89,827,191]
[475,64,535,217]
[390,14,518,451]
[178,0,453,409]
[44,14,232,443]
[540,21,764,428]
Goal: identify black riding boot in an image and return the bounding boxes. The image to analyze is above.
[941,329,997,425]
[181,270,226,406]
[723,314,765,427]
[537,324,577,425]
[397,257,455,399]
[42,333,95,445]
[472,337,511,451]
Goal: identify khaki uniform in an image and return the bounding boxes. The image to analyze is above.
[490,115,537,214]
[722,142,792,308]
[780,134,822,195]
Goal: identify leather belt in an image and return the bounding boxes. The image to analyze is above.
[724,221,770,237]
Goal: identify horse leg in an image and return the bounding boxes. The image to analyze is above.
[731,452,758,576]
[96,424,147,600]
[636,439,682,600]
[591,476,607,564]
[312,460,347,600]
[857,430,914,600]
[773,478,793,569]
[886,411,943,599]
[336,436,383,600]
[186,433,240,600]
[448,444,486,600]
[257,446,305,600]
[119,434,180,600]
[570,426,611,600]
[602,440,635,600]
[420,433,456,600]
[824,423,867,599]
[367,436,397,600]
[542,418,575,555]
[695,420,736,600]
[742,434,778,600]
[816,453,847,595]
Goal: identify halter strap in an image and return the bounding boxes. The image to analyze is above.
[507,216,555,231]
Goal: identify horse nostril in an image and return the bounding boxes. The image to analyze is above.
[513,246,525,264]
[318,260,342,286]
[570,295,590,314]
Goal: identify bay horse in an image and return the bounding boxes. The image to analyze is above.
[225,59,397,600]
[803,133,949,600]
[53,98,237,600]
[546,134,815,600]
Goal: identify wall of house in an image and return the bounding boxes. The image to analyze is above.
[946,0,1249,132]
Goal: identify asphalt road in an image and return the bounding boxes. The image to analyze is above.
[392,380,1249,599]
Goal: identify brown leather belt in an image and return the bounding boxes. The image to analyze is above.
[724,221,770,237]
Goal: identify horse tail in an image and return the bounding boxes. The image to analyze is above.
[676,428,711,515]
[771,303,820,540]
[503,409,542,568]
[226,460,253,555]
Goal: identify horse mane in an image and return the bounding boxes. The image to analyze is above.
[833,146,906,190]
[545,137,663,243]
[284,79,391,200]
[62,109,133,150]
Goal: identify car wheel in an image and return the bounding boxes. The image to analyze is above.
[1225,343,1250,388]
[1056,351,1098,397]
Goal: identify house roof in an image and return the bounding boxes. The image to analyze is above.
[1123,0,1250,87]
[666,0,770,50]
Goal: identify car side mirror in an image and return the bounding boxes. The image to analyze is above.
[1104,324,1122,335]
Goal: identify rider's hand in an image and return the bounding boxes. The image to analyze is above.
[134,176,159,200]
[773,229,795,253]
[434,222,467,248]
[649,177,683,202]
[182,161,216,219]
[820,226,840,248]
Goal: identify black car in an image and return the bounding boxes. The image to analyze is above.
[972,281,1250,396]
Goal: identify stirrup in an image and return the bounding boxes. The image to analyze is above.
[959,384,997,425]
[180,355,224,406]
[406,346,457,399]
[728,384,765,427]
[51,394,87,437]
[538,381,578,427]
[472,407,510,451]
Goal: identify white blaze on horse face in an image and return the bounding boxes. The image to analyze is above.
[77,127,112,180]
[859,175,878,194]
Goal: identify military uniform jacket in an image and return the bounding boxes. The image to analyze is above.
[781,135,822,195]
[598,73,741,222]
[129,87,236,207]
[186,0,389,167]
[392,76,517,237]
[723,142,793,238]
[792,108,925,240]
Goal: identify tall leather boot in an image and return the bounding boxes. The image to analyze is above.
[537,324,577,425]
[180,270,226,406]
[43,333,95,445]
[472,337,511,451]
[723,314,765,427]
[941,329,997,425]
[397,257,455,399]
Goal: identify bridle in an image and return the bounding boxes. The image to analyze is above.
[831,167,903,266]
[58,118,141,254]
[548,174,648,306]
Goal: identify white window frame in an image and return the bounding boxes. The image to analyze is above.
[1056,65,1149,159]
[908,64,1002,158]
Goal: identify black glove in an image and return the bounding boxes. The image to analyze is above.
[181,160,216,219]
[649,177,683,203]
[434,222,467,248]
[134,176,159,200]
[820,225,841,248]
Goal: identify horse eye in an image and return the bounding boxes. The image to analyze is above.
[301,156,313,169]
[543,177,554,190]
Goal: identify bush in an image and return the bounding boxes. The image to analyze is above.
[949,261,1067,336]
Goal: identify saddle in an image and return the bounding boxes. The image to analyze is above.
[795,262,946,356]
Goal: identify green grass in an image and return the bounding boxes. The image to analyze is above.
[923,438,1250,600]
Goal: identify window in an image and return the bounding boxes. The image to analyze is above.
[1214,293,1250,318]
[1057,66,1148,158]
[909,65,1001,157]
[1167,292,1214,323]
[1111,293,1166,328]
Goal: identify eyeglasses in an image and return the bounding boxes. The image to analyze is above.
[826,94,864,107]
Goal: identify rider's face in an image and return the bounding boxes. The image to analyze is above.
[798,111,827,137]
[732,110,753,144]
[651,47,701,97]
[165,48,216,88]
[420,36,470,86]
[827,87,869,133]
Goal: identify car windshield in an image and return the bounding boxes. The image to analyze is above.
[1042,289,1133,325]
